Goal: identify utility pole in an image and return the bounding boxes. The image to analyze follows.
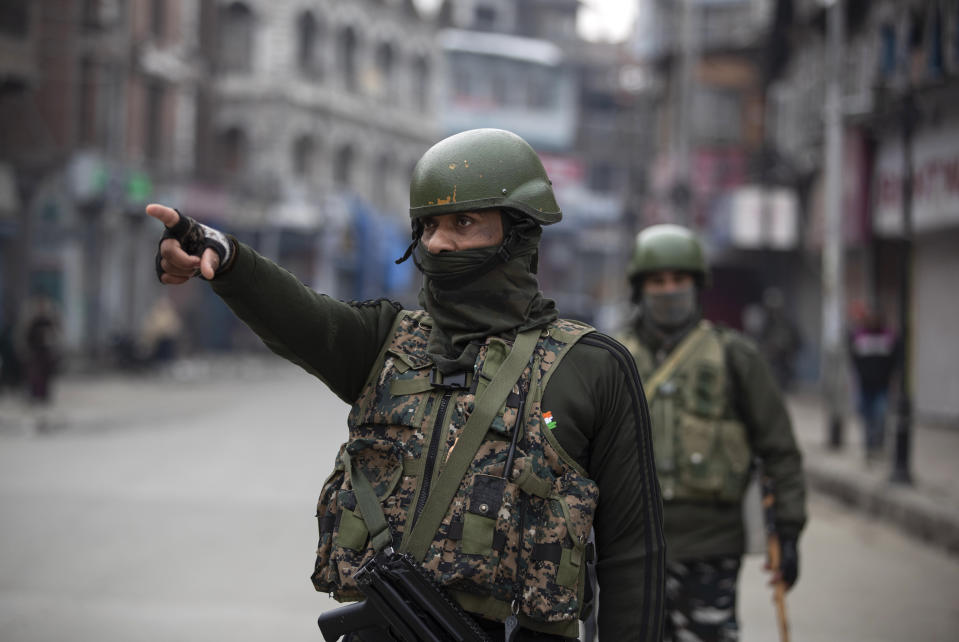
[890,88,917,485]
[821,0,845,449]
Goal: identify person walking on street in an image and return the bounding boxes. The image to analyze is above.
[617,224,807,642]
[848,307,900,463]
[149,128,665,641]
[15,293,62,404]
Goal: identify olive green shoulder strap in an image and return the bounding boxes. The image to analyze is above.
[644,320,714,395]
[400,327,541,562]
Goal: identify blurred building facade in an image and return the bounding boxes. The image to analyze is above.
[630,0,805,349]
[631,0,959,423]
[1,0,206,359]
[0,0,441,362]
[434,0,650,328]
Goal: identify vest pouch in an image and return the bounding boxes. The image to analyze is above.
[513,463,591,624]
[462,474,507,556]
[435,462,525,600]
[675,411,724,498]
[312,454,346,593]
[650,383,681,478]
[335,495,369,551]
[320,437,408,600]
[520,495,582,623]
[718,419,752,502]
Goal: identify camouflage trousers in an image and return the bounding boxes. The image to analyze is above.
[663,555,741,642]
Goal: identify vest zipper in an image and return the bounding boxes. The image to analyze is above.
[411,390,452,528]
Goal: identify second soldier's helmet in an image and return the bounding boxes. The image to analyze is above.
[628,223,709,285]
[408,128,561,225]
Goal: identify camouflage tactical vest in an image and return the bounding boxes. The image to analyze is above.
[312,310,597,638]
[621,321,752,503]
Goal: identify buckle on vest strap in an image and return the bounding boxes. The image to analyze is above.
[430,368,472,389]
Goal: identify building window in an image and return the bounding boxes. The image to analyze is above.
[217,126,248,175]
[82,0,121,32]
[589,162,616,194]
[692,86,743,144]
[527,66,557,109]
[475,5,496,31]
[338,27,358,92]
[335,144,354,188]
[150,0,166,40]
[296,11,322,78]
[293,135,315,178]
[491,70,508,106]
[0,0,29,36]
[78,56,98,146]
[375,42,395,97]
[412,56,430,111]
[373,154,392,209]
[145,79,166,164]
[927,3,944,77]
[953,0,959,68]
[879,22,898,79]
[217,2,254,73]
[953,0,959,69]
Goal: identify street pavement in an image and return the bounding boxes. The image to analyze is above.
[786,389,959,557]
[0,354,957,641]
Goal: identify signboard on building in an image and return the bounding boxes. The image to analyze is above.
[875,121,959,236]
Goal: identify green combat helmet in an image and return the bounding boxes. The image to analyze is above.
[628,223,710,285]
[409,128,561,225]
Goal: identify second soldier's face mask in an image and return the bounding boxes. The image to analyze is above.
[642,287,697,331]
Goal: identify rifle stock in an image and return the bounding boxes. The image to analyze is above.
[317,600,387,642]
[316,548,491,642]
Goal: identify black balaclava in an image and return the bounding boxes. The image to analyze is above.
[404,211,557,374]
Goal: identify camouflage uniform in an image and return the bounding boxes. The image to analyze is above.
[211,242,667,640]
[312,311,599,634]
[664,556,741,642]
[156,128,666,640]
[619,224,806,642]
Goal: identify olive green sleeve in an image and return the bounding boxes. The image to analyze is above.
[543,336,666,641]
[726,332,807,538]
[210,241,402,404]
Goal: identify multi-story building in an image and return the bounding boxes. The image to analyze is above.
[0,0,444,361]
[0,0,203,357]
[651,0,959,421]
[630,0,806,351]
[190,0,442,311]
[434,0,648,328]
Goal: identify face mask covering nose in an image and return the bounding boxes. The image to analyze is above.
[643,288,696,330]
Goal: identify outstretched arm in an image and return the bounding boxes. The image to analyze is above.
[145,203,402,404]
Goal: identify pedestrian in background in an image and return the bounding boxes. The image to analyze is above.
[745,287,802,392]
[15,292,62,404]
[617,223,807,642]
[848,306,900,464]
[140,295,182,365]
[148,128,665,641]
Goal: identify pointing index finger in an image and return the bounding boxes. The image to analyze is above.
[146,203,182,228]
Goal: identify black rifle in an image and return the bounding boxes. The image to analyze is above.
[317,548,491,642]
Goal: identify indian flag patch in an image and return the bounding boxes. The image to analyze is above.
[543,411,557,430]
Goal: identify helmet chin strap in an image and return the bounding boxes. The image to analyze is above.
[395,220,423,265]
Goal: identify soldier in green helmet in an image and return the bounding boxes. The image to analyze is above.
[617,223,807,642]
[148,128,666,641]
